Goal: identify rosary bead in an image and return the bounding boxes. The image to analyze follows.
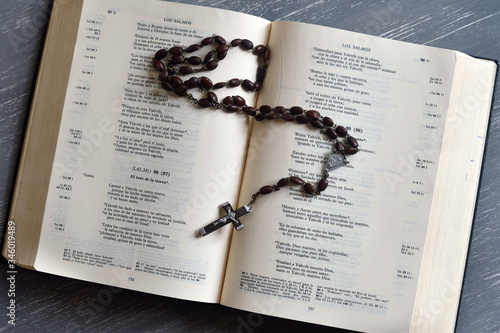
[311,119,325,129]
[169,46,184,55]
[201,36,213,45]
[277,178,289,187]
[254,44,266,55]
[242,79,256,91]
[241,39,254,50]
[295,115,308,124]
[259,105,272,114]
[199,98,212,107]
[158,70,170,82]
[257,67,266,82]
[171,76,183,86]
[187,77,199,88]
[226,104,239,112]
[323,116,334,127]
[266,113,279,120]
[255,113,266,121]
[185,44,200,53]
[290,106,304,115]
[254,81,262,91]
[259,185,274,194]
[187,56,202,65]
[214,35,226,45]
[344,147,358,155]
[304,183,315,195]
[281,113,295,121]
[179,66,193,74]
[274,106,286,114]
[325,127,338,140]
[213,82,227,89]
[335,125,348,137]
[153,59,165,71]
[290,176,305,185]
[222,96,233,105]
[206,59,218,70]
[233,95,246,106]
[216,44,229,53]
[207,92,218,104]
[264,48,271,61]
[335,142,345,151]
[203,51,214,64]
[161,81,173,91]
[200,76,213,89]
[318,178,328,192]
[172,55,185,64]
[173,85,188,96]
[231,38,242,46]
[217,51,228,60]
[348,136,359,148]
[155,49,168,60]
[242,107,257,116]
[229,78,241,87]
[306,110,321,120]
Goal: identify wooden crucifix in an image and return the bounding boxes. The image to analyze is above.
[199,202,250,236]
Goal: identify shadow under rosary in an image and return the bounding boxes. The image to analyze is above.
[152,35,359,237]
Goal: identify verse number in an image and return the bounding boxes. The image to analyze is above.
[307,307,315,311]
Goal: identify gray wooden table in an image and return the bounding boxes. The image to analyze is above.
[1,0,499,332]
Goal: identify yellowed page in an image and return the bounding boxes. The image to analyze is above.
[33,0,269,303]
[221,21,460,332]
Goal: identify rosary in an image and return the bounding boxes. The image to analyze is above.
[152,35,359,237]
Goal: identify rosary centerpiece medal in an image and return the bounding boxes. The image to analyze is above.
[152,35,359,237]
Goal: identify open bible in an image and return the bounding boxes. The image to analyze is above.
[3,0,496,332]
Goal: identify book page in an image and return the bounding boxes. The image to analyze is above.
[221,21,457,331]
[33,0,270,303]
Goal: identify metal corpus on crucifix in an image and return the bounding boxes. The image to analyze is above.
[199,201,251,236]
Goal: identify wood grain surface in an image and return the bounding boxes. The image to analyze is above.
[1,0,499,332]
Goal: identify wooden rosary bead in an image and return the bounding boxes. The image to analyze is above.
[169,46,184,55]
[233,95,246,106]
[155,49,168,60]
[228,78,241,87]
[207,92,218,104]
[290,106,304,115]
[173,85,188,96]
[222,96,233,105]
[259,105,272,114]
[281,113,295,121]
[185,44,200,53]
[171,76,183,86]
[277,178,289,187]
[214,35,226,45]
[241,39,254,50]
[216,44,229,53]
[206,60,218,70]
[187,77,199,88]
[161,81,172,91]
[242,107,257,116]
[254,44,266,55]
[335,142,345,151]
[257,67,266,82]
[306,110,320,120]
[323,116,334,127]
[295,115,308,124]
[259,185,274,194]
[311,119,324,129]
[264,48,271,61]
[213,82,227,89]
[274,106,286,114]
[344,147,358,155]
[266,113,279,120]
[254,81,262,91]
[255,113,266,121]
[158,70,170,82]
[171,55,185,64]
[231,38,242,46]
[226,104,239,112]
[304,183,315,195]
[217,51,228,60]
[242,79,255,91]
[203,51,214,64]
[187,56,202,65]
[335,125,348,137]
[201,36,213,45]
[153,59,165,71]
[348,136,359,148]
[325,127,338,140]
[199,98,211,107]
[318,178,328,192]
[200,76,213,89]
[289,176,305,185]
[179,66,193,74]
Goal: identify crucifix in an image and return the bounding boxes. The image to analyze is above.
[199,202,251,236]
